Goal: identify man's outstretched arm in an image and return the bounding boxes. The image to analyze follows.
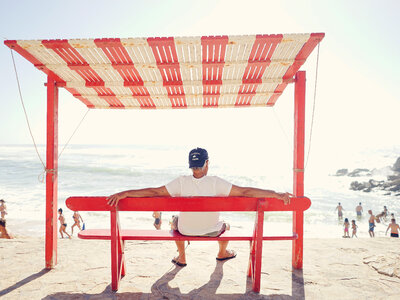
[229,185,292,205]
[107,186,170,206]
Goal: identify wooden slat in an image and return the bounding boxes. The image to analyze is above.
[66,196,311,212]
[78,229,298,241]
[4,34,324,109]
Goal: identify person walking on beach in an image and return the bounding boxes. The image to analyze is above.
[0,219,13,239]
[343,218,350,238]
[351,220,358,238]
[368,210,376,237]
[71,211,84,235]
[335,203,344,219]
[386,219,400,238]
[355,202,363,218]
[153,211,162,230]
[58,208,71,239]
[0,199,7,220]
[107,147,291,267]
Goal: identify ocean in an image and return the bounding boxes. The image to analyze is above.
[1,144,399,239]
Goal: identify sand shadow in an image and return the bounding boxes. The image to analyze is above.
[291,268,305,300]
[243,267,305,299]
[41,262,305,299]
[0,268,50,297]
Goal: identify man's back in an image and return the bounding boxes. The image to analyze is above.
[166,175,232,236]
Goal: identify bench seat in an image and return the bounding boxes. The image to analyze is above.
[79,229,298,241]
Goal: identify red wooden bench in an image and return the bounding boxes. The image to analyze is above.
[66,196,311,292]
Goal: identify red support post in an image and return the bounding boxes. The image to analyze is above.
[45,76,59,269]
[252,201,265,293]
[293,71,306,269]
[110,210,119,291]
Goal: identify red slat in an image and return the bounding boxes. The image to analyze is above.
[64,87,94,108]
[201,36,228,107]
[42,40,124,108]
[94,38,155,109]
[4,40,65,84]
[235,34,282,106]
[78,229,298,241]
[267,33,325,106]
[147,37,187,108]
[66,196,311,212]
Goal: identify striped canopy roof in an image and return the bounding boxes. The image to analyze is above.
[5,33,324,109]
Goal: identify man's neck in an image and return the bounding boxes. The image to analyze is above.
[192,172,206,179]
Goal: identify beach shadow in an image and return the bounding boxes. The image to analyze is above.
[291,269,305,300]
[42,262,304,299]
[0,268,50,297]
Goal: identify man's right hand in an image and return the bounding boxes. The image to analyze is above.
[107,192,126,207]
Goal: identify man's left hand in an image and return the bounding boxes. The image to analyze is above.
[278,192,293,205]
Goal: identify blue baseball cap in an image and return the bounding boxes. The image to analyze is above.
[188,148,209,168]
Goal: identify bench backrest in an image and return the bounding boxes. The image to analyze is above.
[66,196,311,212]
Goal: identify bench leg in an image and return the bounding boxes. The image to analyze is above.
[292,211,304,269]
[111,210,124,291]
[247,207,264,293]
[119,240,126,277]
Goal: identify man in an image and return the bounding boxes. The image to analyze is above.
[368,210,375,238]
[107,147,291,267]
[355,202,363,217]
[386,218,400,238]
[335,202,344,219]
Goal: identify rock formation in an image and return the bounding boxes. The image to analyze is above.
[337,157,400,196]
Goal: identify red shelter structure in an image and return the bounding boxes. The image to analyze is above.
[4,33,324,270]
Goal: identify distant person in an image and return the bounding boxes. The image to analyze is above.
[390,213,395,222]
[335,203,344,219]
[107,147,291,267]
[71,211,84,235]
[386,219,400,238]
[0,219,13,239]
[355,202,363,217]
[351,220,358,238]
[0,199,7,220]
[368,210,375,237]
[383,206,388,218]
[152,211,162,230]
[343,218,350,238]
[375,211,385,223]
[58,208,71,239]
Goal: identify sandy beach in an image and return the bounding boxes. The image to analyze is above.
[1,236,399,299]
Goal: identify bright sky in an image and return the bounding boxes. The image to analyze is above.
[0,0,399,172]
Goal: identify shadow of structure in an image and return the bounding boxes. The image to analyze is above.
[0,268,50,297]
[41,264,305,300]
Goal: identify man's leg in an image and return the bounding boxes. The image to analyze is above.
[174,241,186,264]
[217,241,236,259]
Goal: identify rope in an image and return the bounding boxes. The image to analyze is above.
[9,48,90,182]
[272,107,291,146]
[58,108,90,158]
[304,43,321,169]
[10,48,46,170]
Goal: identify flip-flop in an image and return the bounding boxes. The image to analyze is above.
[216,250,237,261]
[171,259,187,267]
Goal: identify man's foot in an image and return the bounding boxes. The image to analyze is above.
[171,257,187,267]
[216,249,236,261]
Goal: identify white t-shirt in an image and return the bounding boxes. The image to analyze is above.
[165,175,232,236]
